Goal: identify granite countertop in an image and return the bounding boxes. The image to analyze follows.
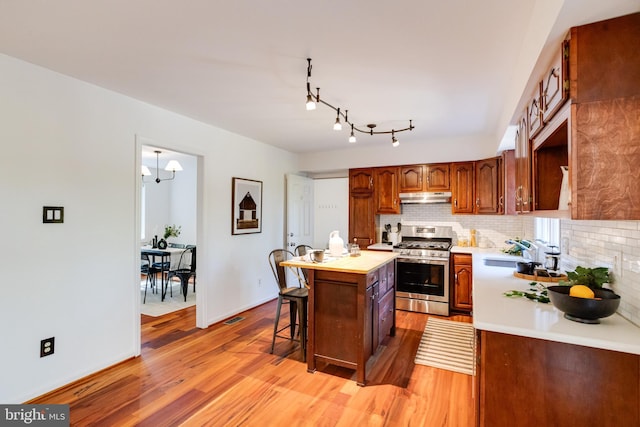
[280,250,397,274]
[470,250,640,355]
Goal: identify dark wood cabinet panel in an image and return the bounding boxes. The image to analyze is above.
[399,165,424,192]
[474,158,500,214]
[514,115,531,213]
[349,168,374,193]
[542,40,569,122]
[425,164,450,191]
[349,192,375,247]
[570,13,640,104]
[377,289,394,346]
[451,253,472,312]
[451,162,475,214]
[527,85,543,138]
[478,330,640,427]
[572,97,640,219]
[374,167,400,214]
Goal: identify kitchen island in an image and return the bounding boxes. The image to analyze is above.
[464,247,640,427]
[281,250,397,386]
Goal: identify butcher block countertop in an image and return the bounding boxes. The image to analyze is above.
[280,250,397,274]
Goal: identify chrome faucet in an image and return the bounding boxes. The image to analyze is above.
[505,239,539,261]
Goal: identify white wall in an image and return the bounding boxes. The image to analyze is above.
[0,53,298,403]
[313,178,349,249]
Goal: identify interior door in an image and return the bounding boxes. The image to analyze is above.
[286,174,314,252]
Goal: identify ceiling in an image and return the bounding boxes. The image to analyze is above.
[1,1,638,155]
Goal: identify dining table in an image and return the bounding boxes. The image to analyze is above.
[141,246,185,301]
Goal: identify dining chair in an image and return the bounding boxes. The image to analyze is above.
[268,249,308,361]
[294,244,313,285]
[141,253,162,303]
[166,247,196,301]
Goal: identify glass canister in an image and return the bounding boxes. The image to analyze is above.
[470,229,477,247]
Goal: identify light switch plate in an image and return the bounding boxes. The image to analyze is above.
[43,206,64,223]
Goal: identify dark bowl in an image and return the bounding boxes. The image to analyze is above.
[547,285,621,324]
[516,261,541,275]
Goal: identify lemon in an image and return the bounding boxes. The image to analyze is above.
[569,285,595,299]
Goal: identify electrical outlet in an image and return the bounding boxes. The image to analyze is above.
[613,251,623,278]
[257,278,262,287]
[40,337,55,357]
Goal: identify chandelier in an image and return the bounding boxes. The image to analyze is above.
[305,58,414,147]
[141,150,183,183]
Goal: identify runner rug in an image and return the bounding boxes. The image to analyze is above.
[414,317,475,375]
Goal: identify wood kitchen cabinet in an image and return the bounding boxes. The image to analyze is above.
[514,14,640,219]
[399,163,450,192]
[514,115,531,213]
[474,157,502,214]
[349,168,375,247]
[542,40,569,122]
[451,253,472,313]
[303,256,396,386]
[374,166,400,214]
[477,330,640,427]
[451,162,475,214]
[350,168,374,193]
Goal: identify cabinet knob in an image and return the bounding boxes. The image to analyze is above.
[476,198,480,207]
[454,199,458,208]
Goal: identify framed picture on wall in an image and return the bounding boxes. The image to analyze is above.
[231,177,263,235]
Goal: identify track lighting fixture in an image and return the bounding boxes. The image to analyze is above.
[305,58,413,147]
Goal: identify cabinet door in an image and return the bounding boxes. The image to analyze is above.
[514,115,531,213]
[399,165,424,192]
[349,168,374,193]
[475,158,500,214]
[374,167,400,214]
[377,289,394,346]
[451,162,475,214]
[527,85,544,138]
[452,254,473,312]
[542,40,569,122]
[425,163,450,191]
[349,192,375,247]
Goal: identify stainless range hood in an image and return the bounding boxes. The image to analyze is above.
[399,192,452,204]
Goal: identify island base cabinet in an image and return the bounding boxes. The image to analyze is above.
[306,261,396,386]
[477,330,640,427]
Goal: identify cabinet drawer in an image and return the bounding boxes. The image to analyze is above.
[453,253,472,265]
[366,270,379,287]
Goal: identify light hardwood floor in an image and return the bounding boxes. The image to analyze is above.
[31,301,475,426]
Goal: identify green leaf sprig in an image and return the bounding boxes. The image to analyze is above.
[503,282,550,304]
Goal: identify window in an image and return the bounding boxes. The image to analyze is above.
[534,217,560,247]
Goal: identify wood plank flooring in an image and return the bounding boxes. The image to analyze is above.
[31,302,475,426]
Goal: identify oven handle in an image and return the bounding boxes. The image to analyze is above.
[397,257,449,266]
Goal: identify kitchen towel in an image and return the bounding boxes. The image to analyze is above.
[414,318,475,375]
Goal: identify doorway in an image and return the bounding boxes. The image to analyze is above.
[136,137,203,348]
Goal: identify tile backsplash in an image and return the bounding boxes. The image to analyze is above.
[379,203,533,250]
[560,219,640,326]
[379,203,640,327]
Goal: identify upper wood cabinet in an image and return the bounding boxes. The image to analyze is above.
[425,164,450,191]
[542,40,570,122]
[399,165,424,192]
[475,157,502,214]
[399,163,450,192]
[374,167,400,214]
[349,168,375,246]
[451,162,475,214]
[514,115,531,213]
[527,85,544,139]
[349,168,374,193]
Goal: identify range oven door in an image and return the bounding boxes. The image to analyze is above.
[396,257,449,303]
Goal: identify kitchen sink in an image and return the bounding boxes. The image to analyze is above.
[483,257,519,268]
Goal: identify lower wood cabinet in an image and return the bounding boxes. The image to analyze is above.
[307,260,396,386]
[451,253,472,313]
[477,330,640,427]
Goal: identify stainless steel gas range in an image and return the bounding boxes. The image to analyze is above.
[393,225,453,316]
